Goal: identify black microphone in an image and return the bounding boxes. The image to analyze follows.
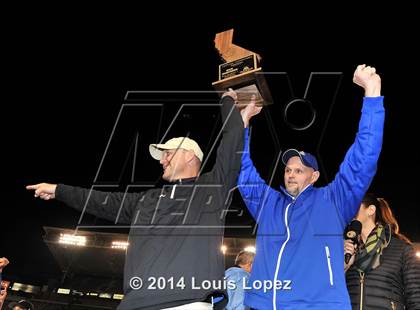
[343,220,362,264]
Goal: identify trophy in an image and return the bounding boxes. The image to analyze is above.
[212,29,272,106]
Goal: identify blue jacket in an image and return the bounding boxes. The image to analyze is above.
[225,267,251,310]
[238,97,385,310]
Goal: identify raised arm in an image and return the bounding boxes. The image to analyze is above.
[0,257,9,274]
[26,183,141,224]
[236,97,274,220]
[210,89,245,193]
[325,65,384,224]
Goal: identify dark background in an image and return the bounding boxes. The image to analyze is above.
[2,5,419,288]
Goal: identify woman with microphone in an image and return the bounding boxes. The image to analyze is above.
[344,193,420,309]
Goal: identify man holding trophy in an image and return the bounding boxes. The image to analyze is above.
[213,30,385,310]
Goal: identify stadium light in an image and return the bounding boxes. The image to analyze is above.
[11,282,39,293]
[58,233,86,246]
[111,241,129,250]
[244,246,256,253]
[99,293,112,299]
[57,288,71,295]
[113,294,124,300]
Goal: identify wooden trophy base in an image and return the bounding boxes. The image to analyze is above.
[212,67,272,106]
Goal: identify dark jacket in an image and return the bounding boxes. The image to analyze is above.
[55,96,244,310]
[346,235,420,310]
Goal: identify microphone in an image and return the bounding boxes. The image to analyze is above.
[343,220,362,264]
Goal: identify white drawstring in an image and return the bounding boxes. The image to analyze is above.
[170,184,177,199]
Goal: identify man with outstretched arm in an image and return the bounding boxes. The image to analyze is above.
[27,89,249,310]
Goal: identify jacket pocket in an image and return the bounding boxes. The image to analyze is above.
[325,246,334,286]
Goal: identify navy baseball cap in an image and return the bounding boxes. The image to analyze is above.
[282,149,319,171]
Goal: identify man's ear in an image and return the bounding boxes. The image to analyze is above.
[185,150,196,163]
[311,171,320,184]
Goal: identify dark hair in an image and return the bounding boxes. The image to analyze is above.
[8,300,35,310]
[235,250,255,266]
[361,193,411,244]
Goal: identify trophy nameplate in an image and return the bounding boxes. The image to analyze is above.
[219,54,257,80]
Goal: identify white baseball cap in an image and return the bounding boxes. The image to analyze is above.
[149,137,204,162]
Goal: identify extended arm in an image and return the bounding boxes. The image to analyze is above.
[325,65,384,223]
[26,183,141,224]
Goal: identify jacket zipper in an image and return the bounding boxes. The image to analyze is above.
[170,184,176,199]
[272,185,312,310]
[359,271,365,310]
[272,201,292,310]
[325,246,334,285]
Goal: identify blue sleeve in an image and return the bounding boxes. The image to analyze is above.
[324,96,385,224]
[238,128,274,220]
[226,272,248,310]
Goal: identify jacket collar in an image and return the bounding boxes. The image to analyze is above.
[279,184,314,202]
[171,176,197,185]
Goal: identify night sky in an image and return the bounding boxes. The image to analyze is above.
[2,5,419,288]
